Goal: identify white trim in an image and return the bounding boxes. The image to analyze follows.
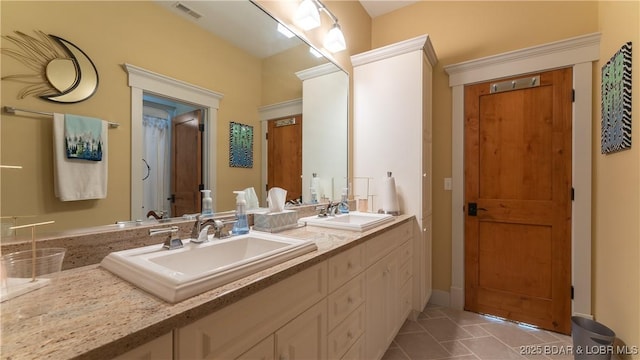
[295,63,341,81]
[445,33,601,86]
[258,99,303,204]
[429,289,451,308]
[123,63,224,221]
[351,34,438,67]
[444,33,599,319]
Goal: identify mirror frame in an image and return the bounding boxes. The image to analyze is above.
[124,63,224,221]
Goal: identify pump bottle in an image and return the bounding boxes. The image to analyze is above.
[201,190,213,215]
[231,191,249,235]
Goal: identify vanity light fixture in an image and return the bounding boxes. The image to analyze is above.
[294,0,347,53]
[323,23,346,53]
[294,0,321,30]
[277,23,295,39]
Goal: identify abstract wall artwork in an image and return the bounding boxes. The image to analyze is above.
[229,122,253,168]
[1,30,99,103]
[601,42,632,154]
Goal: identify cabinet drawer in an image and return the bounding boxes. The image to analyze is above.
[328,244,365,292]
[236,335,274,360]
[178,262,327,360]
[365,230,396,266]
[328,305,365,360]
[398,258,412,287]
[341,336,364,360]
[327,273,365,330]
[394,221,413,245]
[113,331,173,360]
[397,239,412,265]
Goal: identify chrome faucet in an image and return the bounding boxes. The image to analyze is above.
[191,214,237,242]
[316,201,340,217]
[149,226,183,250]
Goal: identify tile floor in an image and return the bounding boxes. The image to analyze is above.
[383,304,576,360]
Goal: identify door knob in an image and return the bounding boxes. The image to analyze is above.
[468,202,487,216]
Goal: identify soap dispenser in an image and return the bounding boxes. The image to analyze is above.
[201,190,213,215]
[231,191,249,235]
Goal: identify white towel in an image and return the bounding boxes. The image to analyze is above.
[53,113,108,201]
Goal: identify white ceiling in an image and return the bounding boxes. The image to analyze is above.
[154,1,302,59]
[153,0,419,59]
[358,1,419,18]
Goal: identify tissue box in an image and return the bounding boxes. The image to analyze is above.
[253,210,298,232]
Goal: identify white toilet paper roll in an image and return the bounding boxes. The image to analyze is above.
[381,175,400,214]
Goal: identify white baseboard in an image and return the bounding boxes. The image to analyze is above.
[450,286,464,310]
[572,312,593,320]
[429,289,450,307]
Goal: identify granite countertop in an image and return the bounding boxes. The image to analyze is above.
[0,215,413,360]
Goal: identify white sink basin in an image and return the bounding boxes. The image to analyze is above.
[299,211,394,232]
[100,232,317,303]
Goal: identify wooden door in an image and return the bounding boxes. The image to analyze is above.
[464,68,572,334]
[267,115,302,202]
[171,109,202,217]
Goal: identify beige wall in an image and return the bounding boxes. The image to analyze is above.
[595,0,639,350]
[371,0,599,299]
[1,1,262,232]
[371,0,639,348]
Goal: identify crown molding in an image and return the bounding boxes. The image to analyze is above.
[444,32,601,86]
[351,34,438,67]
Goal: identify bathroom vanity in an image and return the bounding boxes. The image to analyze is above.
[0,215,420,360]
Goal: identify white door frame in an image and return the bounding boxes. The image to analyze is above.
[124,63,224,221]
[444,33,600,319]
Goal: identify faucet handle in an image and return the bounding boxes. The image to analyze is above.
[149,226,183,250]
[149,226,179,236]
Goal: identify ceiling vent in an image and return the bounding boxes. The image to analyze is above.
[174,2,202,19]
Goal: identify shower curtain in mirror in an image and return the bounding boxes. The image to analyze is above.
[143,106,171,217]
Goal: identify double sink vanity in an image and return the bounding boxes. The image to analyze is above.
[1,208,419,360]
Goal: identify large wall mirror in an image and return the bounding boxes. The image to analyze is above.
[0,0,348,238]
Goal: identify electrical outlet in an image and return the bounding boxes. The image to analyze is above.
[444,177,452,191]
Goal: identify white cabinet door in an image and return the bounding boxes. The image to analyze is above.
[275,299,327,360]
[365,251,398,360]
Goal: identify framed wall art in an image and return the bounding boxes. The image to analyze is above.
[601,42,632,154]
[229,121,253,168]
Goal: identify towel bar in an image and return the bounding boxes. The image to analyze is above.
[3,106,120,128]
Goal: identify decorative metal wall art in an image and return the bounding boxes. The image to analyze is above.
[1,30,99,103]
[229,122,254,168]
[601,42,632,154]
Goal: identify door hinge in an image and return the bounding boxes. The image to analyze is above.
[572,89,575,102]
[199,184,204,191]
[265,132,268,140]
[198,123,205,132]
[571,187,575,201]
[266,184,269,191]
[571,285,574,300]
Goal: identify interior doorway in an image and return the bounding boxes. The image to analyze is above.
[463,68,573,334]
[142,94,204,218]
[267,114,303,202]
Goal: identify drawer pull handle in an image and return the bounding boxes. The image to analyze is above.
[347,331,353,339]
[347,261,353,269]
[347,296,353,304]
